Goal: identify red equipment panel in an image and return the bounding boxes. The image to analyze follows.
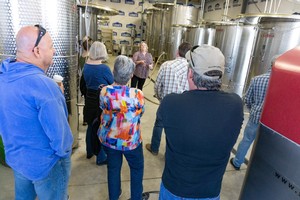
[261,46,300,145]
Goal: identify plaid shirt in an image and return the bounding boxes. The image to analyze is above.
[154,57,189,101]
[244,72,271,124]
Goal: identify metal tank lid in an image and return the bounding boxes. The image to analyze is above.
[172,24,199,28]
[153,2,174,9]
[77,2,119,16]
[144,7,163,12]
[236,13,300,24]
[206,20,239,26]
[97,16,110,20]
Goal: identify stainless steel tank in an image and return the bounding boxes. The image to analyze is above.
[145,6,172,59]
[145,8,161,58]
[213,21,247,95]
[188,23,216,46]
[171,5,200,26]
[0,0,79,148]
[78,3,118,42]
[248,14,300,82]
[168,25,186,60]
[221,14,300,97]
[167,23,216,60]
[154,4,201,60]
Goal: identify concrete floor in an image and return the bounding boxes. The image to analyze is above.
[0,56,252,200]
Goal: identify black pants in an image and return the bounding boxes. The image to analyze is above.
[131,75,146,91]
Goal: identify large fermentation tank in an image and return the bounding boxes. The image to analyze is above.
[248,14,300,81]
[218,14,300,97]
[168,23,216,60]
[145,8,163,58]
[0,0,79,148]
[171,4,200,25]
[153,4,202,59]
[78,3,118,42]
[213,21,246,94]
[145,6,172,59]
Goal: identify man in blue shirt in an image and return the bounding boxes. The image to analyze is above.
[230,57,277,170]
[0,25,73,200]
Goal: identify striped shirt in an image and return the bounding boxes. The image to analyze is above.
[244,72,271,124]
[154,57,189,101]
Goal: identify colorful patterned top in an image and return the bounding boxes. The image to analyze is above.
[98,85,145,151]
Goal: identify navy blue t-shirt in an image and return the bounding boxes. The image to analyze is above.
[83,63,114,90]
[158,90,244,198]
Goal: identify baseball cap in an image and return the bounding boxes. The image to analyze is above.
[185,45,225,79]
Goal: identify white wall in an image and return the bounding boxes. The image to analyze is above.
[88,0,153,45]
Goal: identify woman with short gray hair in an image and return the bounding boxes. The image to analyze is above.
[113,55,135,85]
[99,55,145,200]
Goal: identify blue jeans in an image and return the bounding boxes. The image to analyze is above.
[159,183,220,200]
[150,118,163,153]
[104,144,144,200]
[14,156,71,200]
[233,120,259,167]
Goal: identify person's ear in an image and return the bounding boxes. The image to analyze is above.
[32,47,40,57]
[188,68,193,79]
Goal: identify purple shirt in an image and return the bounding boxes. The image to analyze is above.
[132,51,153,79]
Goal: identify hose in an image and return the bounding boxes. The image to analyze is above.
[142,51,166,106]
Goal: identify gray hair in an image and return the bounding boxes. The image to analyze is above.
[89,41,108,60]
[190,67,222,91]
[113,55,135,85]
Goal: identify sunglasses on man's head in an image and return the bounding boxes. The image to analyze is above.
[32,24,47,52]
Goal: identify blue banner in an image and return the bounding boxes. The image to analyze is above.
[125,0,135,5]
[126,23,136,28]
[120,40,130,45]
[136,33,141,38]
[112,22,122,27]
[118,10,125,15]
[121,32,131,37]
[128,12,138,17]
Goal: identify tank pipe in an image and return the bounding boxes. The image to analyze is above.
[140,0,144,40]
[142,51,166,105]
[269,0,273,13]
[84,0,91,51]
[223,0,230,21]
[264,0,268,13]
[143,51,166,89]
[199,0,205,20]
[241,0,248,14]
[276,0,282,13]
